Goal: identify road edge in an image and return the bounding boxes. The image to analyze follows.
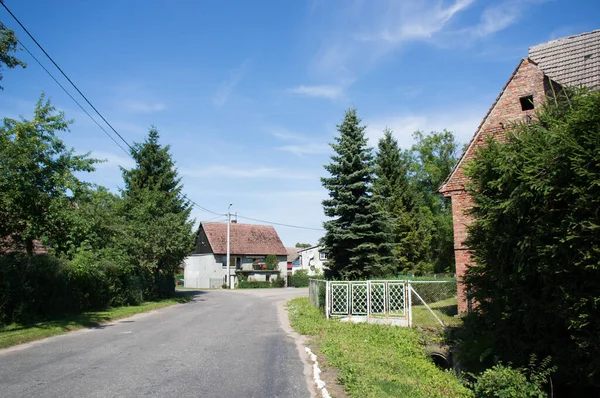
[277,299,318,398]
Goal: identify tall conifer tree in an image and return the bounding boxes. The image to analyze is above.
[121,128,194,296]
[321,109,390,279]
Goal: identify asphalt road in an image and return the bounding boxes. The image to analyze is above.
[0,288,311,398]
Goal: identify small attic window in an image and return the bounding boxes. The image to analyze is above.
[520,95,534,111]
[584,54,592,61]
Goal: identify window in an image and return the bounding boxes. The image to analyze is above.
[519,95,534,111]
[319,251,328,260]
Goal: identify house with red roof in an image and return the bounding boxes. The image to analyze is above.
[183,221,288,288]
[439,29,600,313]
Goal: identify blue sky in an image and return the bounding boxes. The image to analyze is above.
[1,0,598,246]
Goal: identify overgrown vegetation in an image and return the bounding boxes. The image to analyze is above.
[462,89,600,394]
[288,269,323,287]
[288,297,472,397]
[0,37,194,327]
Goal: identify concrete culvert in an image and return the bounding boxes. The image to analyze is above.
[430,352,451,370]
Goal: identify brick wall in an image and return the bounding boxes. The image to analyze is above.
[441,58,549,313]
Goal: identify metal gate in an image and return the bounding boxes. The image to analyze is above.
[327,280,408,326]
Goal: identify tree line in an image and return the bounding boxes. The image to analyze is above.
[0,26,194,324]
[321,108,459,279]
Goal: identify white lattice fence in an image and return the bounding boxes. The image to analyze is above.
[325,280,408,325]
[308,279,459,328]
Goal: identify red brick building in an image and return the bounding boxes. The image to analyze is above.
[439,30,600,313]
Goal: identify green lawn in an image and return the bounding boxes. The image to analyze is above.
[288,297,472,398]
[0,293,193,349]
[412,297,462,328]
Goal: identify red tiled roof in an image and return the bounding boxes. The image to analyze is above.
[201,222,287,256]
[285,247,300,262]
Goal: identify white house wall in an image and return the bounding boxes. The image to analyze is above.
[184,254,225,288]
[298,246,328,275]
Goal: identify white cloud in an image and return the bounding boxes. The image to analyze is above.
[213,61,249,107]
[278,143,330,156]
[364,106,486,149]
[307,0,546,79]
[288,84,345,99]
[267,125,331,156]
[119,100,166,113]
[92,151,135,169]
[180,165,314,180]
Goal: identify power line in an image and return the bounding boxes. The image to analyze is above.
[1,1,135,154]
[2,5,312,228]
[3,26,131,158]
[237,214,325,231]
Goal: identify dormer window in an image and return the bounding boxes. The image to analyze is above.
[520,95,534,111]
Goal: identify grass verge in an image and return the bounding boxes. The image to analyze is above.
[288,297,472,398]
[412,297,462,328]
[0,293,193,349]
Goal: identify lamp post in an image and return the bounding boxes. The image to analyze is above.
[226,203,232,289]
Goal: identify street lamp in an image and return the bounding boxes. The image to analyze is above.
[227,203,233,289]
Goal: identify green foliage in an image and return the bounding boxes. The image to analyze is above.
[237,278,283,289]
[321,109,391,279]
[295,242,311,248]
[463,90,600,390]
[471,357,555,398]
[288,269,312,287]
[0,252,140,325]
[120,127,194,298]
[287,298,472,397]
[408,130,458,274]
[265,254,278,270]
[0,94,98,254]
[0,24,27,90]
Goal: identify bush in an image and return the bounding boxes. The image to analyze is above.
[265,254,278,271]
[463,90,600,390]
[471,357,555,398]
[237,280,273,289]
[288,269,312,287]
[0,249,140,325]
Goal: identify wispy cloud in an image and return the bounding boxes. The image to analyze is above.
[213,61,250,107]
[468,0,545,38]
[181,165,314,180]
[288,84,345,100]
[119,100,166,113]
[268,125,331,156]
[307,0,546,79]
[92,151,135,169]
[278,143,330,155]
[364,106,487,149]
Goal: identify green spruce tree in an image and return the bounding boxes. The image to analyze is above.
[321,109,390,279]
[120,128,194,297]
[374,129,429,274]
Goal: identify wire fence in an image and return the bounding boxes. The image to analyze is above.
[409,280,459,328]
[308,279,459,329]
[308,279,327,311]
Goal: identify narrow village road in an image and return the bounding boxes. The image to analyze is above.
[0,288,311,398]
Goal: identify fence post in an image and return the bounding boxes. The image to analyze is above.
[325,281,330,320]
[366,280,371,321]
[407,280,412,327]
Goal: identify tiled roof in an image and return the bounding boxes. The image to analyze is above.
[286,247,300,262]
[201,222,287,256]
[529,29,600,89]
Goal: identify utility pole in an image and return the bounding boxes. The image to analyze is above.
[226,203,233,289]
